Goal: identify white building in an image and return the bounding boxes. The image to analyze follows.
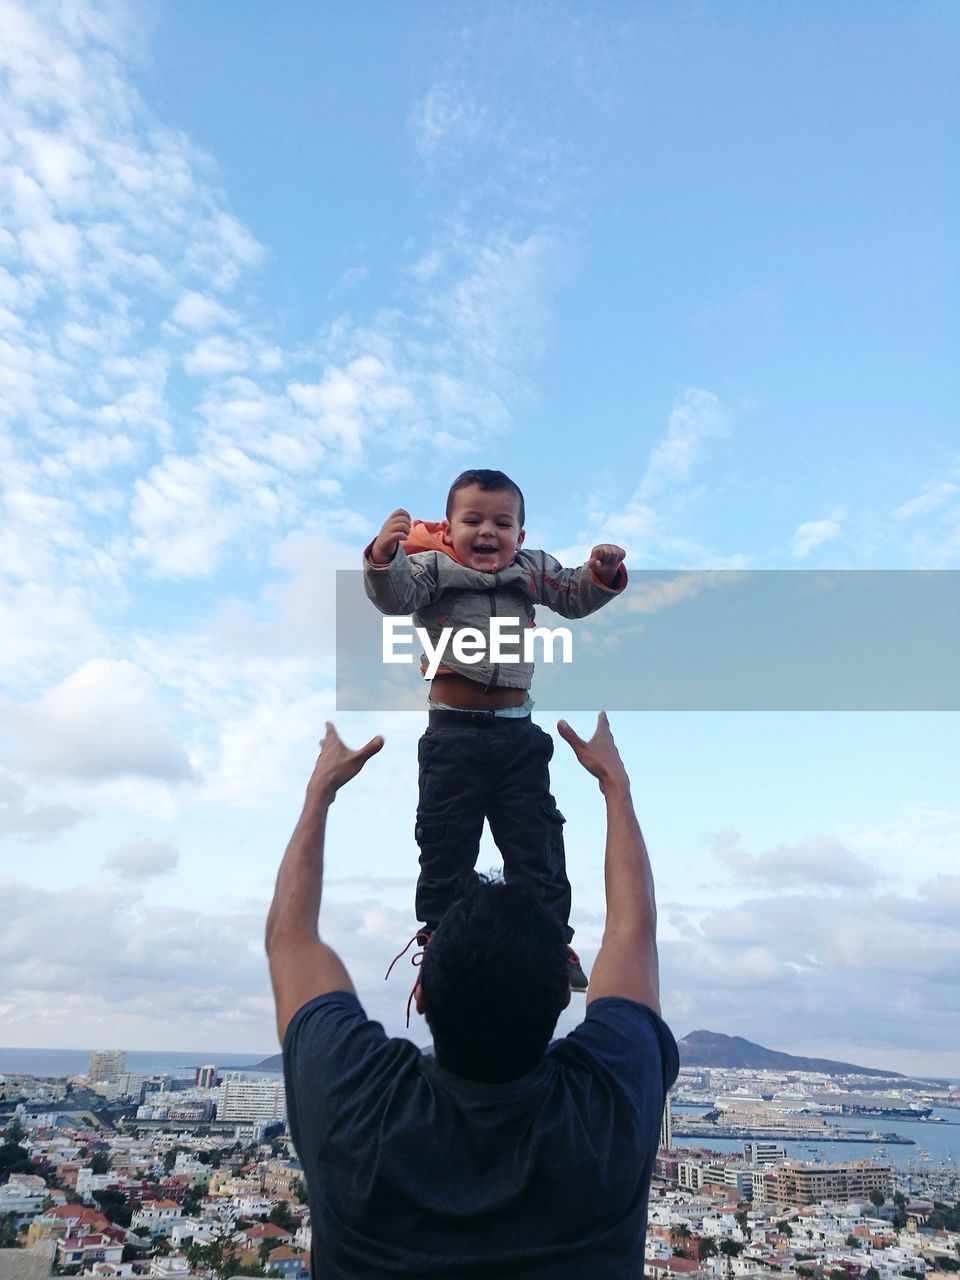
[150,1255,191,1277]
[678,1160,705,1191]
[743,1141,786,1166]
[87,1050,126,1083]
[0,1174,48,1223]
[216,1076,286,1124]
[131,1200,185,1238]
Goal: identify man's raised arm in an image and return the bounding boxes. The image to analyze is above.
[265,723,383,1042]
[557,713,660,1013]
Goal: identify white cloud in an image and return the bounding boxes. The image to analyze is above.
[0,658,193,782]
[103,837,179,879]
[131,451,282,577]
[627,570,746,617]
[408,84,494,161]
[892,480,958,520]
[183,335,250,377]
[0,769,84,840]
[0,870,437,1052]
[791,517,842,560]
[170,289,237,332]
[638,389,729,498]
[661,877,960,1072]
[711,830,878,888]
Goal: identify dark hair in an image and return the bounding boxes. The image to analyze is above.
[446,469,525,527]
[420,876,569,1082]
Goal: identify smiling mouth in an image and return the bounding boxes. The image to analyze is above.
[472,545,497,555]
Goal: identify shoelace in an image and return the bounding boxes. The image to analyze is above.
[385,931,432,1028]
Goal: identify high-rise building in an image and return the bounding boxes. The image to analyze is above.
[195,1065,217,1089]
[87,1050,126,1083]
[659,1094,673,1149]
[216,1075,286,1124]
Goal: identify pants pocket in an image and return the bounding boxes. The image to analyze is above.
[415,813,447,848]
[542,800,566,872]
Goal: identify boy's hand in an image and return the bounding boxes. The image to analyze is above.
[307,722,384,805]
[588,543,626,586]
[371,509,412,564]
[557,712,629,795]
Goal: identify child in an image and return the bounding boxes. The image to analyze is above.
[363,468,626,990]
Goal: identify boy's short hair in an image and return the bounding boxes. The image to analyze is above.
[420,876,569,1083]
[446,469,525,527]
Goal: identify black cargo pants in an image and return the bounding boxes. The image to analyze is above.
[414,709,573,942]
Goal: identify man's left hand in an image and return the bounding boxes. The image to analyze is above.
[588,543,626,586]
[308,722,384,803]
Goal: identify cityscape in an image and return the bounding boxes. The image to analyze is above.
[2,1048,959,1278]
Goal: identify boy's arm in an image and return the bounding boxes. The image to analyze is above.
[363,542,442,615]
[526,545,627,619]
[362,505,441,615]
[557,713,660,1013]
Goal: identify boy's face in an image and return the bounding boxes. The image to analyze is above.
[443,483,525,572]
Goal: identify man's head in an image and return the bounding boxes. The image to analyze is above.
[417,877,571,1083]
[443,469,525,572]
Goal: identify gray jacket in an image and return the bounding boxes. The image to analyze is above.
[363,543,626,690]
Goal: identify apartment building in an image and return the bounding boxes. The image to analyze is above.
[770,1161,893,1207]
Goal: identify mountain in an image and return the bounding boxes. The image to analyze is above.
[678,1030,903,1078]
[249,1030,905,1079]
[243,1053,283,1072]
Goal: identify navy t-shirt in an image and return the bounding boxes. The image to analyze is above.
[283,992,679,1279]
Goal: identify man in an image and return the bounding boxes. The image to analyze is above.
[266,713,678,1279]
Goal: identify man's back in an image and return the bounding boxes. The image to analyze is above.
[283,991,679,1279]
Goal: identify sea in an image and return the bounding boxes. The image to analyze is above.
[0,1047,278,1078]
[672,1104,960,1173]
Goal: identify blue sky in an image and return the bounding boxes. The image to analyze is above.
[1,0,958,1073]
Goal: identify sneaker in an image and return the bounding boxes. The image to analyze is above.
[567,946,589,993]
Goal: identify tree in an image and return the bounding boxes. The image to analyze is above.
[162,1146,181,1174]
[719,1240,744,1257]
[869,1189,885,1209]
[258,1239,284,1265]
[776,1220,793,1238]
[699,1239,719,1261]
[864,1268,880,1280]
[0,1213,20,1248]
[89,1151,110,1175]
[845,1234,860,1249]
[670,1223,692,1246]
[187,1236,242,1280]
[0,1141,33,1182]
[182,1189,203,1217]
[93,1188,131,1228]
[892,1193,907,1232]
[268,1201,294,1232]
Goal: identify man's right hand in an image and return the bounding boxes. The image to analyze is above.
[306,722,384,806]
[557,712,629,795]
[371,508,412,564]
